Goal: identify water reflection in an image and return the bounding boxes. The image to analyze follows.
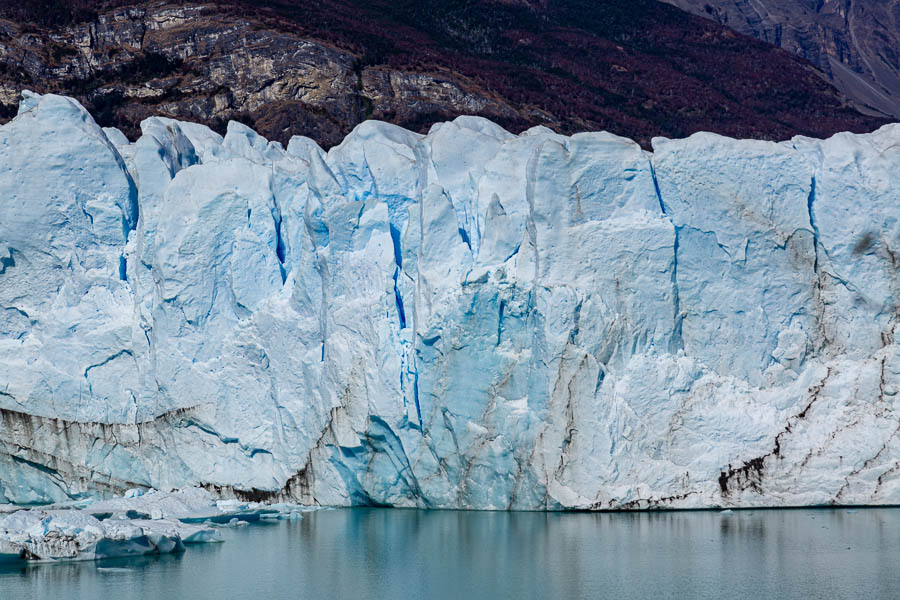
[2,508,898,600]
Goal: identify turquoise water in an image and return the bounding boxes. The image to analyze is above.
[2,507,898,599]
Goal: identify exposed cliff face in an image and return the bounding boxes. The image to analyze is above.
[0,0,889,149]
[662,0,900,120]
[0,93,897,509]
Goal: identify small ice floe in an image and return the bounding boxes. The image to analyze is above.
[222,518,249,528]
[720,509,734,515]
[268,503,320,519]
[97,567,134,573]
[88,488,278,525]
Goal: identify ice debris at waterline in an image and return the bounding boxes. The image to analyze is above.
[0,488,305,563]
[0,91,898,510]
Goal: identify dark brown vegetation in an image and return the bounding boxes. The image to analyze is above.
[663,0,900,119]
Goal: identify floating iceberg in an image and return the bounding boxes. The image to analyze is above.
[0,487,312,563]
[0,92,898,510]
[0,508,214,563]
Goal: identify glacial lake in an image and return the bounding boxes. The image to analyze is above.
[1,507,898,600]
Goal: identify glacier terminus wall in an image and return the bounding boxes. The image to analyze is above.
[0,92,898,509]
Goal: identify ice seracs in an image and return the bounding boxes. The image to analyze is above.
[0,92,898,510]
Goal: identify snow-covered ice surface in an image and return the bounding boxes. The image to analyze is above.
[0,92,898,510]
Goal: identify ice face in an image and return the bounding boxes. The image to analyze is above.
[0,92,898,509]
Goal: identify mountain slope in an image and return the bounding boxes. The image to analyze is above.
[662,0,900,119]
[0,0,888,148]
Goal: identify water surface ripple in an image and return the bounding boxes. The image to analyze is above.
[2,507,898,599]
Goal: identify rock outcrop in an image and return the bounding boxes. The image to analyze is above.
[0,1,889,149]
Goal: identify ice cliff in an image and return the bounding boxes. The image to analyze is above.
[0,92,898,509]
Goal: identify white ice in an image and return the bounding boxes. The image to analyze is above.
[0,92,897,510]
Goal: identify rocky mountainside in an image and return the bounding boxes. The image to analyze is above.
[662,0,900,120]
[0,0,889,148]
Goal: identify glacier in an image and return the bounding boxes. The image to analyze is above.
[0,91,898,510]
